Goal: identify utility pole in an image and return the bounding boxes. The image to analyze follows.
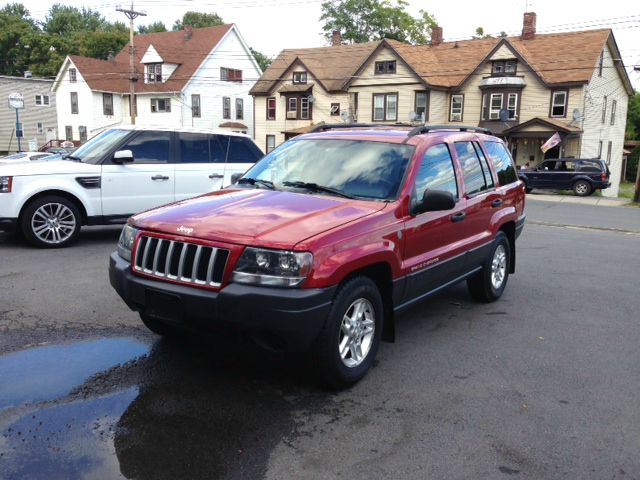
[116,2,146,125]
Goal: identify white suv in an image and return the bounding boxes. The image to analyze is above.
[0,126,263,247]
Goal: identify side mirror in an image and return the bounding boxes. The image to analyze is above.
[231,172,243,184]
[412,189,456,215]
[113,149,134,164]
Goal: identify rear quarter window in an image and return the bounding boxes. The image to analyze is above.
[226,136,263,163]
[483,141,518,185]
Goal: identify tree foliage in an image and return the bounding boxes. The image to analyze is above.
[625,92,640,141]
[250,47,272,72]
[472,27,493,39]
[138,21,168,34]
[172,11,224,31]
[320,0,436,44]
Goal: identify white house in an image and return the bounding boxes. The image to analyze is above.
[52,24,261,142]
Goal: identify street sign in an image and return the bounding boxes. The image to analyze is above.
[8,92,24,109]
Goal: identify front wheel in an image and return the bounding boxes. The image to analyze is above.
[573,180,592,196]
[467,231,511,303]
[21,195,81,248]
[312,276,383,388]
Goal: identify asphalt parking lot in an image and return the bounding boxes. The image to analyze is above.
[0,200,639,479]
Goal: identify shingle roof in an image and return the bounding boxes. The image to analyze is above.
[67,24,234,93]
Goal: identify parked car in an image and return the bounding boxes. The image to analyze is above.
[109,124,526,387]
[519,158,611,196]
[0,126,263,247]
[0,151,56,164]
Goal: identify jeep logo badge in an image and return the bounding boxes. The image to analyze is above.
[177,225,194,235]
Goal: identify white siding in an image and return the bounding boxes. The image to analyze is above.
[579,43,629,196]
[134,93,183,127]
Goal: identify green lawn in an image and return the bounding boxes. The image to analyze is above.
[618,182,637,200]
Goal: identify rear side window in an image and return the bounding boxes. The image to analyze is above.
[123,131,170,164]
[473,142,495,189]
[454,141,492,195]
[179,132,211,163]
[577,160,602,172]
[483,141,518,185]
[226,136,263,163]
[414,143,458,201]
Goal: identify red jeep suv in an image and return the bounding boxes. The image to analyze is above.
[109,124,526,386]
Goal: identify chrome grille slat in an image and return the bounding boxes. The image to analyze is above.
[134,235,227,288]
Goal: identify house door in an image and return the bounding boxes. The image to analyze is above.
[544,144,560,159]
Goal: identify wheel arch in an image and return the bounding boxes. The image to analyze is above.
[498,221,516,274]
[19,190,89,225]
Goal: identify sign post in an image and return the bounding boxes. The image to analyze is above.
[8,92,24,152]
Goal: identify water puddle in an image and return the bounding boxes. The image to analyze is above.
[0,338,149,409]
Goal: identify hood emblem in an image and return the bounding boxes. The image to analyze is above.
[177,225,194,235]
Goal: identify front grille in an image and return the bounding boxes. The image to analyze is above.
[133,235,229,288]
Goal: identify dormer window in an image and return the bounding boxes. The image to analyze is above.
[375,61,396,74]
[293,71,307,84]
[146,63,162,83]
[69,68,77,82]
[492,60,517,76]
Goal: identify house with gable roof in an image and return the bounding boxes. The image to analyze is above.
[52,24,261,143]
[251,13,633,196]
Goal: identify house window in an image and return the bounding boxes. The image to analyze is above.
[146,63,162,83]
[330,103,340,116]
[236,98,243,120]
[65,126,73,141]
[150,98,171,112]
[79,126,87,143]
[492,60,517,76]
[36,122,44,134]
[287,97,297,119]
[267,97,276,120]
[35,95,50,106]
[598,141,603,158]
[192,94,201,118]
[266,135,276,153]
[221,67,242,82]
[450,94,464,122]
[488,93,502,120]
[70,92,78,114]
[103,93,113,116]
[602,96,607,123]
[69,68,77,82]
[598,50,604,77]
[415,91,429,121]
[223,97,231,119]
[375,61,396,74]
[507,93,518,120]
[550,91,567,117]
[372,93,397,121]
[292,72,307,84]
[610,100,617,125]
[606,141,612,164]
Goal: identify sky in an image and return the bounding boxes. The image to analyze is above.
[19,0,640,87]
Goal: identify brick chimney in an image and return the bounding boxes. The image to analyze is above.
[431,26,443,46]
[521,12,536,40]
[332,30,342,46]
[184,24,193,40]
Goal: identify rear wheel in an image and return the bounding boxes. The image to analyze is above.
[467,231,510,303]
[573,180,592,196]
[312,276,383,388]
[21,195,81,248]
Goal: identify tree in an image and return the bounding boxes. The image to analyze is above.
[0,3,39,75]
[172,11,224,31]
[472,27,493,39]
[625,92,640,141]
[320,0,436,44]
[250,47,272,72]
[43,4,106,37]
[138,21,168,34]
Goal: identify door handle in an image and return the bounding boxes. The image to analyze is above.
[151,175,169,181]
[208,174,224,179]
[451,211,466,223]
[491,199,503,208]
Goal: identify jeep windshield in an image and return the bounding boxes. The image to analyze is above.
[241,139,414,201]
[66,129,131,165]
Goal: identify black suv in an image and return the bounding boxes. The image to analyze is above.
[518,158,610,196]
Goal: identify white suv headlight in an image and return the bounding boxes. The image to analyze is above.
[117,225,138,262]
[232,247,313,287]
[0,176,12,193]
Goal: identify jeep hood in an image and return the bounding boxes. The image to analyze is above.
[132,188,386,248]
[0,159,97,176]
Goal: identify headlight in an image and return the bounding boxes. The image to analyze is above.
[0,176,12,193]
[232,247,313,287]
[117,224,138,262]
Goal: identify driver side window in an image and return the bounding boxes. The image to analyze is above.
[120,130,171,164]
[414,144,458,206]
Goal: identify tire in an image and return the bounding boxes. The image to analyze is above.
[525,187,533,194]
[21,195,81,248]
[140,314,179,337]
[467,231,510,303]
[312,276,383,388]
[573,180,592,196]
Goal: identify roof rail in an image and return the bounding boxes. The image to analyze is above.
[307,123,414,133]
[405,124,493,140]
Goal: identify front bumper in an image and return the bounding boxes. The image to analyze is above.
[0,218,17,233]
[109,252,336,351]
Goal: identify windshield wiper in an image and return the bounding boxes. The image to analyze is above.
[62,154,82,162]
[282,181,355,199]
[237,177,276,190]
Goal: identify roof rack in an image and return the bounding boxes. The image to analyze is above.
[307,123,414,133]
[405,125,493,139]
